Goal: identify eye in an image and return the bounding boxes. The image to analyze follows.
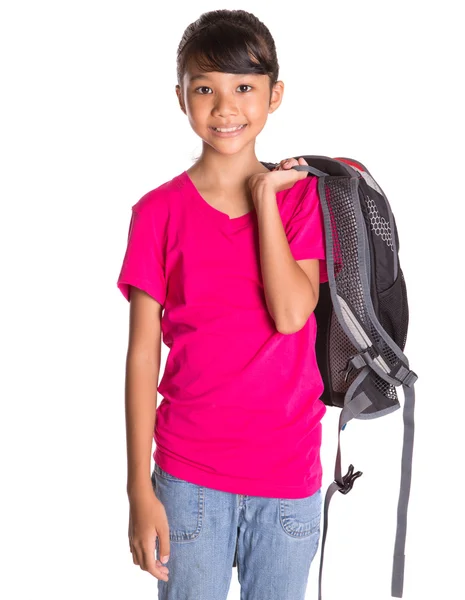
[195,86,213,94]
[194,84,253,94]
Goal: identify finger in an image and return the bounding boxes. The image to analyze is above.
[155,558,170,574]
[157,529,171,566]
[141,545,170,580]
[132,543,140,565]
[131,548,138,564]
[282,158,298,168]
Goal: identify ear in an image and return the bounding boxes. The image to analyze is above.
[268,80,284,114]
[175,85,187,115]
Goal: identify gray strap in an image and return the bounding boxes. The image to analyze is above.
[292,164,329,177]
[318,377,372,600]
[317,377,416,599]
[391,382,416,598]
[318,481,340,600]
[394,364,418,388]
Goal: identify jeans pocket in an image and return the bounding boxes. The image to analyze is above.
[152,463,205,542]
[279,488,322,539]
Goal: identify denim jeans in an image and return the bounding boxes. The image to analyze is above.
[151,462,322,600]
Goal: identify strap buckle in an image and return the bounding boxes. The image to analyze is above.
[335,464,363,495]
[393,364,418,387]
[339,348,378,383]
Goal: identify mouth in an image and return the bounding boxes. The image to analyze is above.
[210,124,247,137]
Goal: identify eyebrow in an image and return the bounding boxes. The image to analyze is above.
[189,74,210,82]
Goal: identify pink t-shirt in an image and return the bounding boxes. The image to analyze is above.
[117,170,328,498]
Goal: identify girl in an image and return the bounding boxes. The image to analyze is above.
[117,9,328,600]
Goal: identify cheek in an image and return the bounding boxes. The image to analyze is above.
[186,97,205,115]
[186,101,210,129]
[241,95,271,121]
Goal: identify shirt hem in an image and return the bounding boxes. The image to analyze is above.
[153,447,322,499]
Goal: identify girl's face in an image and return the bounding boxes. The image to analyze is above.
[176,64,284,155]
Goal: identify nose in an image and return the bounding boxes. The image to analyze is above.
[212,92,239,118]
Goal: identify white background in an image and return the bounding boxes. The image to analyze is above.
[1,1,463,599]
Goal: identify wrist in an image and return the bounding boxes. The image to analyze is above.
[127,475,154,500]
[251,175,276,204]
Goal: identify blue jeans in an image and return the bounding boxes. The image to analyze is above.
[151,462,322,600]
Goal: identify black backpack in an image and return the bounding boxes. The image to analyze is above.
[261,156,418,599]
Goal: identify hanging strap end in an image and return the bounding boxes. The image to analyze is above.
[391,553,405,598]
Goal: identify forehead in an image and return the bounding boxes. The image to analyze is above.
[186,71,255,82]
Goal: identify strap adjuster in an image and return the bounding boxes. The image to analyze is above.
[339,347,377,382]
[393,364,418,387]
[335,464,363,495]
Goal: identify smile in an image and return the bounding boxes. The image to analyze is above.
[210,124,247,137]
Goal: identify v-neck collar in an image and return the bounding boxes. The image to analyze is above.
[181,170,264,233]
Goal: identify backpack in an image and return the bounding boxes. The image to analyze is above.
[261,156,418,599]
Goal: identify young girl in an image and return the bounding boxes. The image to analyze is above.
[117,9,328,600]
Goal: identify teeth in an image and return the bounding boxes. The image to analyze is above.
[213,125,245,132]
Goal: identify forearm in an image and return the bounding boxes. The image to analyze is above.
[255,183,317,333]
[125,352,160,499]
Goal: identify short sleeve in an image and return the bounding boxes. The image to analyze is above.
[116,202,167,305]
[286,176,328,283]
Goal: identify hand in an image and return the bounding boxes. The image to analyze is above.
[248,157,309,197]
[128,490,171,582]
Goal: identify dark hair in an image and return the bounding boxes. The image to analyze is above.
[176,9,279,99]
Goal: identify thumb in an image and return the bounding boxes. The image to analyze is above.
[159,532,170,564]
[156,510,170,564]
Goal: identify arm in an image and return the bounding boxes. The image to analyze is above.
[117,202,171,578]
[125,286,163,500]
[254,182,320,334]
